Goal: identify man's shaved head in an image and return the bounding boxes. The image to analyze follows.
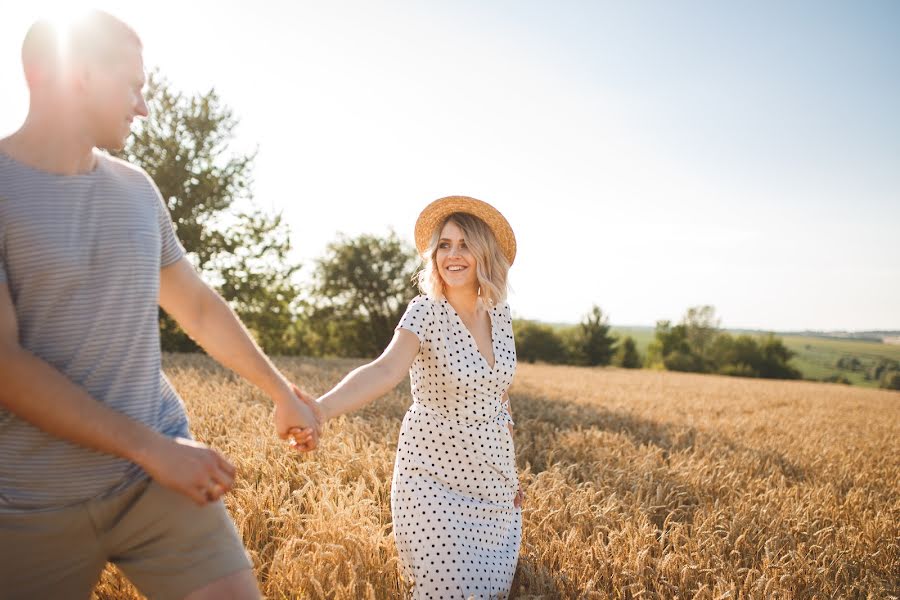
[22,10,142,89]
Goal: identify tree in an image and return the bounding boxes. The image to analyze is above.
[755,334,801,379]
[113,71,302,353]
[872,360,900,390]
[647,320,692,370]
[682,305,720,371]
[649,306,800,380]
[881,370,900,391]
[569,305,617,366]
[213,211,303,354]
[868,359,900,383]
[836,356,863,372]
[513,321,569,364]
[614,336,642,369]
[304,232,420,358]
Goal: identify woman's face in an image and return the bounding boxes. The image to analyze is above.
[435,220,478,292]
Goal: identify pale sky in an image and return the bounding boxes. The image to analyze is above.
[2,0,898,331]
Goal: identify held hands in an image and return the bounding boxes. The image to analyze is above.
[273,382,322,453]
[286,383,324,452]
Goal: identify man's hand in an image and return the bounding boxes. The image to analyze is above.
[285,383,326,452]
[273,384,321,452]
[136,436,236,505]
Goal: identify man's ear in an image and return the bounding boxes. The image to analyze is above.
[69,59,94,95]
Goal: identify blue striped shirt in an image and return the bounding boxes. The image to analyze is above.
[0,150,190,512]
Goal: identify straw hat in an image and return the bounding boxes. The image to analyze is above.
[414,196,517,265]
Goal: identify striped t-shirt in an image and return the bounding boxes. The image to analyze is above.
[0,150,191,512]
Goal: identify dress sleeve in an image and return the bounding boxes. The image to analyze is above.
[499,301,515,426]
[503,302,516,361]
[396,295,431,344]
[499,395,515,427]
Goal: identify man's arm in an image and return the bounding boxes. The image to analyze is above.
[158,257,319,442]
[0,283,235,505]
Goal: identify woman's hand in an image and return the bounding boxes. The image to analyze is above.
[287,383,324,452]
[514,485,525,509]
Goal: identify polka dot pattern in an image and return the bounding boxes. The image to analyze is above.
[391,295,521,599]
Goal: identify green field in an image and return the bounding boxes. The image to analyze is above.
[610,327,900,388]
[611,326,656,356]
[780,335,900,387]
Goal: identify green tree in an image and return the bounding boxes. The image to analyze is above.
[649,307,799,380]
[868,358,900,382]
[836,356,864,371]
[304,232,420,358]
[755,333,801,379]
[647,320,694,370]
[569,305,617,366]
[683,305,720,370]
[113,71,302,353]
[880,367,900,391]
[614,336,642,368]
[711,333,800,379]
[513,321,569,364]
[212,211,303,354]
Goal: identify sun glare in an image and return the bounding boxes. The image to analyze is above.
[43,4,95,63]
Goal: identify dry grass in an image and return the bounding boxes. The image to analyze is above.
[93,355,900,599]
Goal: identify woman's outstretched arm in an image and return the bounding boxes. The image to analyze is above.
[317,328,420,422]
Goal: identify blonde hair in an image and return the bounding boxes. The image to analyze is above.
[416,212,510,306]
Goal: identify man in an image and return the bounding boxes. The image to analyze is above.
[0,10,318,599]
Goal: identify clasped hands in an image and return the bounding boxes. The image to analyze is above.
[282,383,322,453]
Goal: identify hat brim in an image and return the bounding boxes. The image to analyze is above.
[414,196,516,265]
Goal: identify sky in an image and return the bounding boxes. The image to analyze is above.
[2,0,898,331]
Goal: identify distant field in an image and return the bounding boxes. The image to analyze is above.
[93,355,899,599]
[610,326,655,356]
[779,335,900,385]
[610,327,900,388]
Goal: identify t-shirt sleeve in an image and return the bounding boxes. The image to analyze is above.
[150,179,186,268]
[396,295,430,343]
[0,222,7,284]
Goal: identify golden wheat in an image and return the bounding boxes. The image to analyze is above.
[91,356,899,599]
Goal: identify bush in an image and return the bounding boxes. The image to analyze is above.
[663,350,704,373]
[718,363,758,378]
[649,308,800,380]
[614,336,642,369]
[880,370,900,391]
[513,321,570,364]
[836,356,864,371]
[868,359,900,382]
[823,374,852,385]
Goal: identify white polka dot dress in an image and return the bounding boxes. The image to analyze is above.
[391,295,521,600]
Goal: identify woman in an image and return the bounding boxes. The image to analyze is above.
[293,196,523,599]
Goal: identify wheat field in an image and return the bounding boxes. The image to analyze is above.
[92,355,899,599]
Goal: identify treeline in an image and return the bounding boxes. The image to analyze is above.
[646,306,800,379]
[513,308,639,368]
[834,356,900,390]
[515,305,801,381]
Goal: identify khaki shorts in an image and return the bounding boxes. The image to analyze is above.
[0,477,253,600]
